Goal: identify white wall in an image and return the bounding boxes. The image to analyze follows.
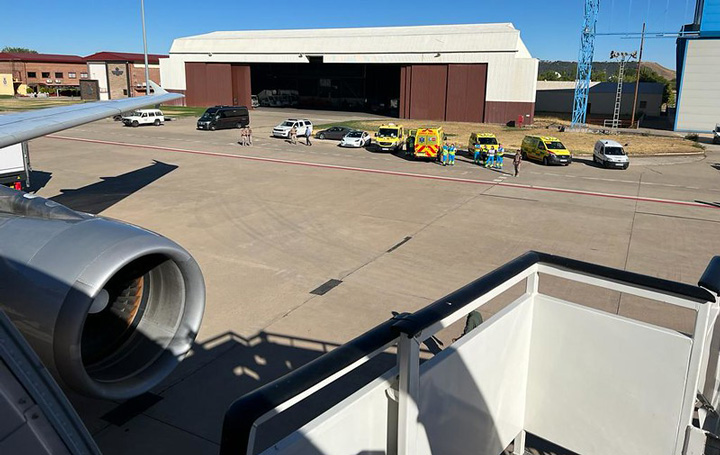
[676,38,720,132]
[87,62,108,101]
[525,295,692,455]
[416,299,532,455]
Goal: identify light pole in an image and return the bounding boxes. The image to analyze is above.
[140,0,150,96]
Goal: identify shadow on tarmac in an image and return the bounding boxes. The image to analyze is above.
[49,160,178,215]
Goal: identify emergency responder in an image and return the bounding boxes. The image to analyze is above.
[495,144,505,169]
[441,142,449,166]
[485,146,495,168]
[473,144,482,165]
[448,143,456,166]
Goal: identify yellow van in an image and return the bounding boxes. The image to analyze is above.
[521,136,572,166]
[468,132,498,156]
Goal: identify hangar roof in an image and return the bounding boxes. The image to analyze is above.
[170,23,532,58]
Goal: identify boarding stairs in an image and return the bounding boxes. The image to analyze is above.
[221,251,720,455]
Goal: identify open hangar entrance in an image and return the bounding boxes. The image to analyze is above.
[250,62,401,116]
[182,61,490,123]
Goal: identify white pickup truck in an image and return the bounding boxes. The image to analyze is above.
[0,142,30,190]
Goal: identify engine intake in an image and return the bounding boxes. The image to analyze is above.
[0,187,205,400]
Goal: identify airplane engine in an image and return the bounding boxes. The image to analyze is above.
[0,187,205,400]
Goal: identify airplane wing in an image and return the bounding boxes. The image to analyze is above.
[0,81,183,148]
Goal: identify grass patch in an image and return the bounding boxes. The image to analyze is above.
[160,105,207,117]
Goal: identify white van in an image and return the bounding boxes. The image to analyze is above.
[122,109,165,127]
[593,140,629,169]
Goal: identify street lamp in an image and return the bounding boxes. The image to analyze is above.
[140,0,150,96]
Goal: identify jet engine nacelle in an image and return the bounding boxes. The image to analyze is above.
[0,187,205,400]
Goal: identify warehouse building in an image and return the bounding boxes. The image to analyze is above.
[160,24,539,124]
[536,81,664,119]
[675,0,720,132]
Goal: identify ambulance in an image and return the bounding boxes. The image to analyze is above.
[405,127,445,160]
[468,132,499,157]
[373,123,405,151]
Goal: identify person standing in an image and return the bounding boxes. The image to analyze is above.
[238,127,246,146]
[473,144,481,165]
[495,144,505,169]
[513,150,522,177]
[485,146,495,168]
[441,143,449,166]
[448,143,456,166]
[305,124,313,146]
[290,125,297,145]
[247,126,253,146]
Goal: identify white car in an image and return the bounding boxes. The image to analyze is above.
[339,130,371,148]
[272,119,312,138]
[122,109,164,127]
[593,139,629,169]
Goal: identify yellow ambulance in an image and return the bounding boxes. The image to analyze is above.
[406,127,445,159]
[374,123,405,151]
[468,132,499,157]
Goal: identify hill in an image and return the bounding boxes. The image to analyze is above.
[539,61,676,82]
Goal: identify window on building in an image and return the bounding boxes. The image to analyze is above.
[41,72,50,78]
[68,72,76,79]
[54,72,63,78]
[27,72,36,78]
[123,89,128,96]
[639,101,647,109]
[80,72,88,78]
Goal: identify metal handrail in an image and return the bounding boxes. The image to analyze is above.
[220,251,716,454]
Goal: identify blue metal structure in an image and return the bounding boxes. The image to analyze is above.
[571,0,600,128]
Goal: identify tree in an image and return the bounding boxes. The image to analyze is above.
[623,66,672,104]
[1,47,38,54]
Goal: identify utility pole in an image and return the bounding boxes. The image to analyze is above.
[609,50,637,129]
[140,0,150,96]
[571,0,600,130]
[630,22,646,128]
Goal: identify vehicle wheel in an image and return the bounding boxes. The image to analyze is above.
[319,133,325,139]
[210,125,216,131]
[154,119,161,126]
[542,156,549,166]
[236,122,242,129]
[521,151,527,160]
[603,160,609,169]
[132,120,139,128]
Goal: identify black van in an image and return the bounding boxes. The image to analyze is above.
[197,106,250,130]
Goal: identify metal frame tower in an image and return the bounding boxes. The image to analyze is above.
[571,0,600,129]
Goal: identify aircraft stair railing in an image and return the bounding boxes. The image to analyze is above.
[221,251,720,455]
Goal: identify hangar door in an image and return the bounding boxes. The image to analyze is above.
[185,63,252,108]
[400,64,487,123]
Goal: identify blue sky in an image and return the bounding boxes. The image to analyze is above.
[0,0,698,70]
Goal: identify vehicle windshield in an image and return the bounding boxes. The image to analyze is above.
[604,146,625,156]
[281,121,295,127]
[200,109,217,119]
[378,128,398,137]
[347,131,363,138]
[545,141,566,150]
[715,126,720,132]
[477,137,498,145]
[125,111,140,117]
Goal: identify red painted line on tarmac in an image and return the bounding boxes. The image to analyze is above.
[47,134,719,210]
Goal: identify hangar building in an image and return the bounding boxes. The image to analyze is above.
[160,24,539,124]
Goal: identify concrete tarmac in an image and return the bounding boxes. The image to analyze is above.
[24,109,720,454]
